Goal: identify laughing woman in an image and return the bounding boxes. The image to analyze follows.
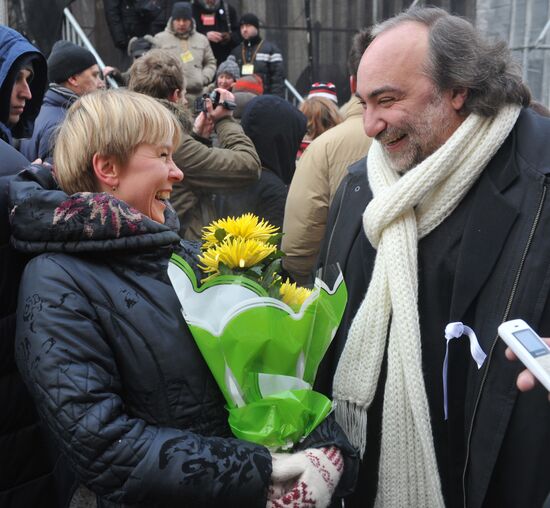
[9,90,355,508]
[8,89,276,508]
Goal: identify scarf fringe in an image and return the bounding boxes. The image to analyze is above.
[335,399,368,457]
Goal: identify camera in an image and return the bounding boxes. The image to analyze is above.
[194,90,236,114]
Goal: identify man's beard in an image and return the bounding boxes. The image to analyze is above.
[202,0,220,11]
[377,92,453,173]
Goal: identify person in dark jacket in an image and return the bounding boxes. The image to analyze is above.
[0,26,46,145]
[192,0,241,65]
[230,13,285,97]
[316,7,549,508]
[104,0,169,52]
[215,95,306,229]
[20,40,104,162]
[11,89,355,507]
[0,25,73,508]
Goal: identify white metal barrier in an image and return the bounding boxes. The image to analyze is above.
[62,7,118,88]
[0,0,7,25]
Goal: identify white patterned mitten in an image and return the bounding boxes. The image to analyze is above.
[266,446,344,508]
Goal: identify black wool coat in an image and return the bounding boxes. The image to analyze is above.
[317,107,550,508]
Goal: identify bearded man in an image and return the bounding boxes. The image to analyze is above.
[317,7,550,508]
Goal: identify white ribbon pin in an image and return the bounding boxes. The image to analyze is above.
[443,322,487,420]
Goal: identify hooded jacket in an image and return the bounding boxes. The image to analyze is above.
[0,27,62,508]
[10,165,272,508]
[230,34,285,97]
[215,95,306,229]
[0,26,46,143]
[153,18,217,96]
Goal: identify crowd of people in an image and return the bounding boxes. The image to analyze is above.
[1,3,550,508]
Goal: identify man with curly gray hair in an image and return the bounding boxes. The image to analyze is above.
[317,6,549,508]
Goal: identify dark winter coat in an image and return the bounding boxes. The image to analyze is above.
[191,0,240,65]
[19,87,77,161]
[0,144,69,508]
[104,0,169,50]
[317,107,550,508]
[10,165,272,507]
[230,34,285,97]
[0,27,63,508]
[0,26,46,144]
[214,95,306,229]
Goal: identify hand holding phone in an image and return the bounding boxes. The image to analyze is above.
[498,319,550,392]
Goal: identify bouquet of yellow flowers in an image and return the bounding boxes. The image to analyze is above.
[168,213,347,449]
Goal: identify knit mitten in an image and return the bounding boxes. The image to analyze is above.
[266,446,343,508]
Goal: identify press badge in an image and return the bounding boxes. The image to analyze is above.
[201,13,215,26]
[241,64,254,75]
[181,50,194,63]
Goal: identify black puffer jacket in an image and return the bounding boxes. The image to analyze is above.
[10,165,272,507]
[230,35,285,97]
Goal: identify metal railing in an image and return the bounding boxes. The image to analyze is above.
[284,79,304,106]
[62,6,307,101]
[0,0,7,26]
[62,7,118,88]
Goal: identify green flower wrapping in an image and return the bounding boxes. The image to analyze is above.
[168,255,347,449]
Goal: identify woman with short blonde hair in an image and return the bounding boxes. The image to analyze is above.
[11,89,354,508]
[54,89,181,194]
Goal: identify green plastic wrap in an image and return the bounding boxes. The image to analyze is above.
[168,254,347,449]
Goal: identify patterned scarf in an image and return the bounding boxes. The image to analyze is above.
[48,83,79,106]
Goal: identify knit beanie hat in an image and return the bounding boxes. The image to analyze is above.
[233,74,264,95]
[307,82,338,104]
[47,40,97,84]
[171,2,193,20]
[216,56,240,80]
[240,13,260,30]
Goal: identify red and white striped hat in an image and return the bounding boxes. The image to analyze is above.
[307,82,338,103]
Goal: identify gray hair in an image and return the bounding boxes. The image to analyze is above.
[371,7,531,116]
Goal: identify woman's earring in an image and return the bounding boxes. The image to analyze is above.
[112,186,117,191]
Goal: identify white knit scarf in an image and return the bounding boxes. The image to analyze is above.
[333,104,521,507]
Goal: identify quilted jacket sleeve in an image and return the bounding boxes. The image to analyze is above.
[15,255,271,507]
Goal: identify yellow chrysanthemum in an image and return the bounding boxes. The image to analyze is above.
[279,279,312,309]
[202,213,279,249]
[198,237,277,276]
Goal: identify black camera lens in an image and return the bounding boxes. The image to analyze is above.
[209,91,221,107]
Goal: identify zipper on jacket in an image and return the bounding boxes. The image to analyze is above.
[461,183,547,508]
[321,178,351,279]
